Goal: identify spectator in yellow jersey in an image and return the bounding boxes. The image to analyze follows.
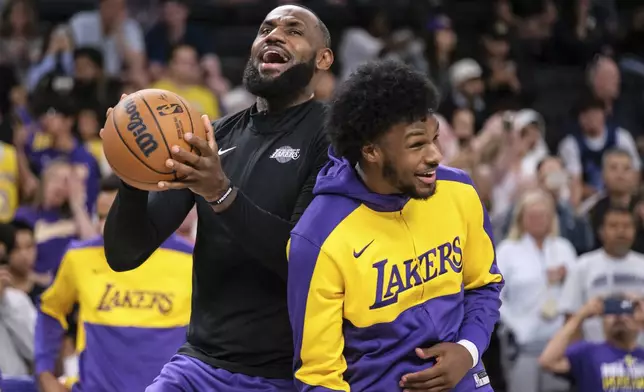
[0,140,19,223]
[152,44,221,119]
[34,175,194,392]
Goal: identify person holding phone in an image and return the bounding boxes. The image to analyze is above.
[559,205,644,344]
[539,296,644,391]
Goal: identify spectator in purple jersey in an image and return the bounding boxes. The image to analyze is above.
[539,296,644,392]
[22,94,101,214]
[14,160,97,285]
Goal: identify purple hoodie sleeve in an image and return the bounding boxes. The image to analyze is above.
[455,177,503,366]
[288,233,349,392]
[35,250,79,375]
[34,311,66,374]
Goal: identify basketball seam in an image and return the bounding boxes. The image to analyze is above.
[137,92,176,179]
[114,165,184,184]
[112,166,160,184]
[110,108,174,175]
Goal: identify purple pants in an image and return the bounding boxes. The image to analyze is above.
[146,354,296,392]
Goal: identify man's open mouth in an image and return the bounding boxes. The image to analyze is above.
[415,169,437,185]
[257,46,292,73]
[260,48,290,64]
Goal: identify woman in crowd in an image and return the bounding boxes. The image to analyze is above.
[13,159,96,285]
[497,190,577,392]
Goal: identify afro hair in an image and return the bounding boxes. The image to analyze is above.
[326,59,439,165]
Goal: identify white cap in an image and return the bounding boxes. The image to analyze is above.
[513,109,545,136]
[449,59,483,87]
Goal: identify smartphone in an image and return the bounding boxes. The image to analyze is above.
[603,297,635,315]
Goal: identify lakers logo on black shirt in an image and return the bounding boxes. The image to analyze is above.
[270,146,300,163]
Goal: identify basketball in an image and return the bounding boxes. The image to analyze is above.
[102,89,207,191]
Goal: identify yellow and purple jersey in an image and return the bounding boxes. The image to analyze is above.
[287,150,504,391]
[35,234,193,392]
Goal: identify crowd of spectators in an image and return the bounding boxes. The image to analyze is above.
[0,0,643,391]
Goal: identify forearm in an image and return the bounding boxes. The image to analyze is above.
[38,371,62,392]
[26,54,57,92]
[540,314,584,365]
[104,183,194,271]
[70,203,98,240]
[564,313,585,341]
[570,176,582,209]
[457,283,503,367]
[214,189,293,280]
[16,149,37,196]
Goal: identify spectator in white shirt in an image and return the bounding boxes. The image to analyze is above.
[68,0,147,86]
[559,205,644,344]
[0,228,36,378]
[497,189,576,392]
[0,283,36,378]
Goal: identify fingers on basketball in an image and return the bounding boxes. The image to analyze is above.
[102,89,207,190]
[201,115,217,151]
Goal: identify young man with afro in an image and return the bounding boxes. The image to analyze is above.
[287,60,503,392]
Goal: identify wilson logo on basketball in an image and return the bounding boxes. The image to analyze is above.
[124,98,159,158]
[156,104,184,116]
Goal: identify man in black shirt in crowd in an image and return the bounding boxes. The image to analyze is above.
[102,5,333,391]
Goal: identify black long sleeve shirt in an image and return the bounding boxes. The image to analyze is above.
[103,100,329,379]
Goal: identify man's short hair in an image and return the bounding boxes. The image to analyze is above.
[602,148,633,167]
[0,223,16,254]
[11,220,33,234]
[169,43,198,62]
[326,60,439,165]
[600,205,634,227]
[574,95,605,116]
[74,47,104,69]
[31,92,77,119]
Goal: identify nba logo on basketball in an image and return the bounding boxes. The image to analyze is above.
[156,104,184,116]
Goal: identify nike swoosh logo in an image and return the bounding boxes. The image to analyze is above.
[218,147,236,156]
[353,239,374,258]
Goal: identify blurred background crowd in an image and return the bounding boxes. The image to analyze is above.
[0,0,643,391]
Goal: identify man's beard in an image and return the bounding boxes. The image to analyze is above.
[243,57,315,102]
[382,157,436,200]
[609,323,629,341]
